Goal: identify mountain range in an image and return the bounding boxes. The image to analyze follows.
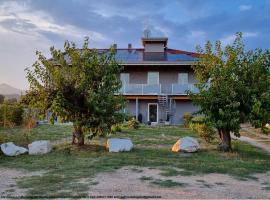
[0,83,25,99]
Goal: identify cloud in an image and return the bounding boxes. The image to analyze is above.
[0,0,270,89]
[0,1,109,42]
[239,4,252,11]
[220,32,258,46]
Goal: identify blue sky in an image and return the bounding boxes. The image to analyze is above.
[0,0,270,89]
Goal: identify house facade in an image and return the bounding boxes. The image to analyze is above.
[113,36,199,125]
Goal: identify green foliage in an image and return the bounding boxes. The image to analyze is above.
[191,115,205,123]
[0,102,24,127]
[0,94,4,104]
[127,118,140,129]
[189,115,216,143]
[7,98,17,104]
[24,37,126,142]
[182,112,192,127]
[22,109,37,130]
[111,124,122,133]
[191,32,270,148]
[192,123,216,143]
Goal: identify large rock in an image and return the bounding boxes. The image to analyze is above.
[0,142,28,156]
[106,138,133,152]
[28,140,52,155]
[172,137,199,153]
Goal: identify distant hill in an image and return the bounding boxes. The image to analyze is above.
[0,83,25,100]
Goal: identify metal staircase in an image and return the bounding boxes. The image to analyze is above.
[158,95,168,107]
[158,95,175,123]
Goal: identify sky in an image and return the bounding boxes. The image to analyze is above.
[0,0,270,90]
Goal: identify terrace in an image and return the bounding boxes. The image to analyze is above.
[119,83,199,95]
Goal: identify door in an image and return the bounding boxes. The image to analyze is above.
[147,72,159,85]
[148,103,158,123]
[178,73,188,84]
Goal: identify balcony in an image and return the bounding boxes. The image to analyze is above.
[119,84,199,95]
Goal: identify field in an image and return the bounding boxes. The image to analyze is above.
[0,125,270,198]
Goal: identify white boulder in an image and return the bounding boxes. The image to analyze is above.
[106,138,133,152]
[0,142,28,156]
[28,140,52,155]
[172,137,199,153]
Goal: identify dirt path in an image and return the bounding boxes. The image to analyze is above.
[235,135,270,153]
[0,168,45,197]
[1,166,269,199]
[89,167,270,199]
[230,125,270,154]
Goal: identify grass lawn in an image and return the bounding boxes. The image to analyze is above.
[0,125,269,198]
[0,124,72,146]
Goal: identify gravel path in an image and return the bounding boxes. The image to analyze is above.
[235,135,270,153]
[89,167,270,199]
[0,168,45,197]
[232,125,270,154]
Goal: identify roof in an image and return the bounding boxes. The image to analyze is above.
[62,48,200,65]
[101,48,199,63]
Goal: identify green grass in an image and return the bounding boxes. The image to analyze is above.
[151,179,187,187]
[215,182,225,185]
[196,179,206,183]
[0,124,72,146]
[131,168,143,173]
[0,125,269,197]
[140,176,154,181]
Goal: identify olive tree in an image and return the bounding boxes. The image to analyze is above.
[25,38,126,145]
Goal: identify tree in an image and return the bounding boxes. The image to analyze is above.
[191,32,270,151]
[0,94,4,104]
[25,38,126,145]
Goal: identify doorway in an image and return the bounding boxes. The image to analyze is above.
[148,103,158,123]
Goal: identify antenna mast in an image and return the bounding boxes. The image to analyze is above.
[143,18,151,38]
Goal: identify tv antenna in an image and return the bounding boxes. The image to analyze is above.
[143,18,151,38]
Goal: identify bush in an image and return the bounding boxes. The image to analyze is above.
[127,118,140,129]
[111,124,122,133]
[192,123,216,143]
[0,103,24,127]
[191,115,205,124]
[182,112,192,127]
[189,115,216,143]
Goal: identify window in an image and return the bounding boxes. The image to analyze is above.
[178,73,188,84]
[120,73,129,85]
[147,72,159,85]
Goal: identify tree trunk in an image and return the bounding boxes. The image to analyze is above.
[72,125,84,146]
[217,128,232,152]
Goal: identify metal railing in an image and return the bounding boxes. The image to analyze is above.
[119,83,199,95]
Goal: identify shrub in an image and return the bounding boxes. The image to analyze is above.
[0,103,24,127]
[182,112,192,127]
[111,124,122,133]
[192,123,216,143]
[191,115,205,124]
[22,108,41,132]
[127,118,140,129]
[189,115,216,143]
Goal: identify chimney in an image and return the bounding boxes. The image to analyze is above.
[128,43,132,52]
[112,43,117,49]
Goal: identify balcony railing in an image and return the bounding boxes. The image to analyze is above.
[119,84,199,95]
